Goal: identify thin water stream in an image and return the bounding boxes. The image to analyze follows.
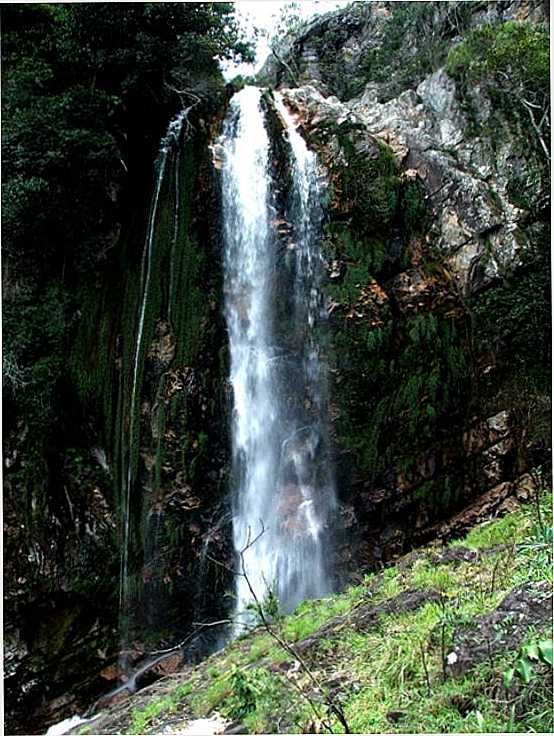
[119,109,187,660]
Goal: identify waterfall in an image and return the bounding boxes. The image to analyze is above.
[119,109,187,659]
[221,86,335,622]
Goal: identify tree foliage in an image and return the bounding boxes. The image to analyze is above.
[1,2,252,273]
[1,2,252,427]
[446,21,550,165]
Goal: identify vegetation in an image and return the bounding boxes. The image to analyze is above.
[295,1,479,100]
[331,306,470,483]
[2,1,252,436]
[2,9,251,726]
[446,21,549,113]
[446,21,550,171]
[357,1,477,100]
[447,20,548,89]
[323,125,468,484]
[128,682,193,735]
[87,494,552,735]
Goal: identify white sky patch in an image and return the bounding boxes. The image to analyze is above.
[223,0,353,80]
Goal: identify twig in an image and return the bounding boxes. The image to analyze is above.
[530,467,545,534]
[489,554,502,596]
[419,641,432,696]
[235,531,351,733]
[441,621,447,683]
[192,619,251,630]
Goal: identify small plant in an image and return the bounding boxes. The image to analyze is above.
[503,638,553,687]
[224,666,258,719]
[222,666,282,722]
[246,582,281,624]
[518,523,553,558]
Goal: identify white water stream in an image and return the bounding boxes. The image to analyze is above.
[221,87,335,622]
[119,109,187,651]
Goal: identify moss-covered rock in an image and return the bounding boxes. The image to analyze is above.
[271,0,550,580]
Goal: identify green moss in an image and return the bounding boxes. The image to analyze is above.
[336,135,399,240]
[334,308,469,480]
[167,140,210,365]
[400,179,429,239]
[98,117,227,650]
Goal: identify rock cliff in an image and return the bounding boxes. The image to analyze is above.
[260,0,549,575]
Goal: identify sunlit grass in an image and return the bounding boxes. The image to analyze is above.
[121,494,553,734]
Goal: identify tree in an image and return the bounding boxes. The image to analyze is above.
[1,2,253,428]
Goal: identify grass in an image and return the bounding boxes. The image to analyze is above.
[128,682,193,734]
[116,492,552,734]
[340,604,552,734]
[454,510,529,549]
[280,590,358,642]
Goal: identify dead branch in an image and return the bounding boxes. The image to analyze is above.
[419,640,432,696]
[235,530,351,733]
[521,99,551,165]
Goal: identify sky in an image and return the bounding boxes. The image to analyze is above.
[223,0,353,79]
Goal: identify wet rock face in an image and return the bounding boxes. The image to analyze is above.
[3,434,120,733]
[4,593,117,734]
[259,2,389,98]
[3,107,232,732]
[125,136,234,650]
[265,0,549,293]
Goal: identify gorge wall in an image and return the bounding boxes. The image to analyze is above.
[259,0,550,572]
[2,2,550,733]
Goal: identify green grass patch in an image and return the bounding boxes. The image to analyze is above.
[117,495,551,734]
[281,591,358,642]
[128,681,193,734]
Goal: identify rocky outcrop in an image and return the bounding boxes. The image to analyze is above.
[260,1,548,101]
[446,581,552,677]
[279,63,544,293]
[269,0,549,577]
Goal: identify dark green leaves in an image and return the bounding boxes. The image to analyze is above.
[504,638,554,689]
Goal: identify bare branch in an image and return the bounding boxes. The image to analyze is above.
[234,529,350,733]
[192,619,251,630]
[521,99,551,165]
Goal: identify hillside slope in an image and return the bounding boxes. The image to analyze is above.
[74,492,552,735]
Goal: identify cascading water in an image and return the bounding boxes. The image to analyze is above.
[221,86,336,623]
[119,109,187,661]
